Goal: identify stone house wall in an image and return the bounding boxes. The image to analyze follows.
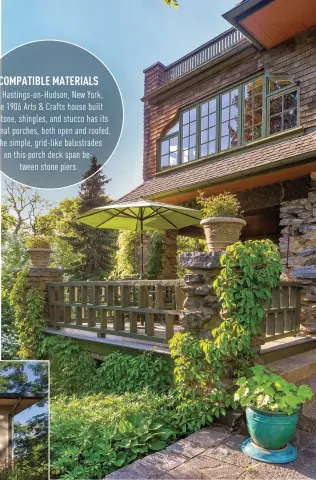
[143,27,316,180]
[279,173,316,333]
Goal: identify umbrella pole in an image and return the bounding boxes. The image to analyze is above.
[140,232,144,279]
[140,214,144,279]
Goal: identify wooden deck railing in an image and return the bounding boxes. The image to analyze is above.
[47,280,301,345]
[165,28,245,83]
[47,280,185,344]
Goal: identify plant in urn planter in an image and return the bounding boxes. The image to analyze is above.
[26,236,53,268]
[235,365,313,464]
[196,192,246,253]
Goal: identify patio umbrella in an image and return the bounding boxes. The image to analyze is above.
[77,200,202,278]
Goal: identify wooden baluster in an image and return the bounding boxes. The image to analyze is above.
[121,285,129,307]
[129,312,138,334]
[165,313,174,341]
[155,284,164,310]
[138,285,148,326]
[145,312,155,337]
[81,285,88,304]
[107,285,114,306]
[88,307,96,327]
[64,306,71,324]
[175,285,185,310]
[114,311,124,331]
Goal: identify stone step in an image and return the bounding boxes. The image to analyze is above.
[266,349,316,382]
[297,374,316,434]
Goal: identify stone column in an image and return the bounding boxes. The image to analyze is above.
[279,173,316,333]
[160,230,178,280]
[178,252,222,336]
[27,267,63,320]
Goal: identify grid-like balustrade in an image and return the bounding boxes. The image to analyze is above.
[47,280,185,344]
[165,29,245,83]
[47,280,301,345]
[262,282,301,340]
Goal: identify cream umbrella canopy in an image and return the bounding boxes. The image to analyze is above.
[77,200,202,278]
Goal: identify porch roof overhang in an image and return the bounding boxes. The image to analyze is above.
[223,0,316,50]
[118,129,316,205]
[0,393,47,415]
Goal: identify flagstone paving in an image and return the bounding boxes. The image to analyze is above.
[106,425,316,479]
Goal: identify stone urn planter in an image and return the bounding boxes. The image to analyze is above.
[197,192,246,253]
[200,217,246,253]
[26,236,52,267]
[27,248,53,268]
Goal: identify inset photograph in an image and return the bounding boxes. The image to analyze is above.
[0,361,49,480]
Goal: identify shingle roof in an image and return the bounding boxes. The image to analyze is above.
[118,130,316,202]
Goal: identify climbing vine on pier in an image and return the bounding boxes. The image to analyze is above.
[170,240,283,432]
[10,269,45,359]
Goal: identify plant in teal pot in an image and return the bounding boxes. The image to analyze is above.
[235,365,312,464]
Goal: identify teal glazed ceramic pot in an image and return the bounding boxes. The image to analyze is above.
[245,406,299,450]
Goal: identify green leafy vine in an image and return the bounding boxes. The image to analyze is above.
[10,269,45,359]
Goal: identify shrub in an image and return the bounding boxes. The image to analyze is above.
[196,191,242,218]
[50,391,176,479]
[95,351,172,394]
[26,236,51,249]
[235,365,313,414]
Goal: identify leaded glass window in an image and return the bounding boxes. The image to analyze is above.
[268,90,298,135]
[244,77,263,143]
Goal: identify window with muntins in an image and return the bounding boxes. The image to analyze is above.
[158,74,299,170]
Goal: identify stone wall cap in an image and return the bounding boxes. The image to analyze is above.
[179,251,222,269]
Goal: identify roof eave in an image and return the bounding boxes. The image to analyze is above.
[222,0,272,50]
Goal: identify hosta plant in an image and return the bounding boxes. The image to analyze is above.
[234,365,313,415]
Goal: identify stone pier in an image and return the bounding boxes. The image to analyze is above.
[279,173,316,333]
[178,252,222,336]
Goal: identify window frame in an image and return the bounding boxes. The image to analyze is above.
[265,74,299,137]
[158,123,180,170]
[157,73,299,171]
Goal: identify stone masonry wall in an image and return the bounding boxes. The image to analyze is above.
[279,173,316,333]
[143,27,316,180]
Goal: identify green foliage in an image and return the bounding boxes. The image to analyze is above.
[40,336,97,396]
[36,197,83,275]
[50,391,176,479]
[1,232,29,359]
[95,351,172,394]
[1,295,19,360]
[169,240,283,431]
[69,156,117,280]
[146,230,164,279]
[1,205,16,244]
[235,365,313,414]
[197,191,242,218]
[14,413,49,480]
[110,230,140,279]
[213,240,283,371]
[164,0,179,7]
[26,235,51,249]
[10,269,45,359]
[41,336,172,396]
